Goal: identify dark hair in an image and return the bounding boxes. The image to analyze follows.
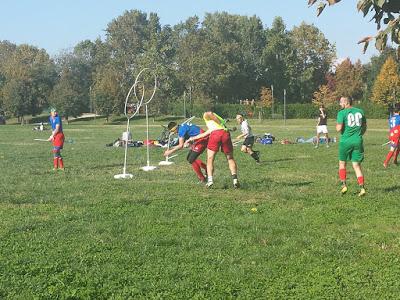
[167,121,177,131]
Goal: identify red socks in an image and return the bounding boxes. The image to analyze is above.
[192,160,206,181]
[53,158,58,169]
[196,160,207,172]
[384,151,394,165]
[357,176,364,186]
[339,169,346,182]
[58,157,64,169]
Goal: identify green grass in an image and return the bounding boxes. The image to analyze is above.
[1,118,400,299]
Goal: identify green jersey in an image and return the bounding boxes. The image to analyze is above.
[336,107,366,141]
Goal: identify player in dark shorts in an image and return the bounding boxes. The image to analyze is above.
[336,97,367,197]
[234,113,260,163]
[47,107,65,170]
[163,121,208,183]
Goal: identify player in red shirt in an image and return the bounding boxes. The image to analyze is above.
[384,106,400,168]
[47,107,65,170]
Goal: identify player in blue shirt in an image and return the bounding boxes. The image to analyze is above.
[163,121,208,183]
[384,105,400,167]
[47,107,65,170]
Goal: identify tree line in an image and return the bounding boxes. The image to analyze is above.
[0,10,399,122]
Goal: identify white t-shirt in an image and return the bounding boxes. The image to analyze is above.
[240,120,253,137]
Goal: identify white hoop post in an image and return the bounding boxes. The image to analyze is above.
[114,80,144,179]
[135,68,158,172]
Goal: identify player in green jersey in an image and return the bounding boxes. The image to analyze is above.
[336,97,367,197]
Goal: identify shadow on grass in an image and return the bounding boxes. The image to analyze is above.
[265,158,295,163]
[383,185,400,192]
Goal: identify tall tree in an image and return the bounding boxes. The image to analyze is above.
[371,56,400,106]
[334,58,364,100]
[261,17,295,104]
[2,44,55,121]
[289,22,336,103]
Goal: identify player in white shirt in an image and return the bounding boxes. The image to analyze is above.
[234,114,260,163]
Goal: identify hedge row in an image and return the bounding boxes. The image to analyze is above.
[169,101,389,119]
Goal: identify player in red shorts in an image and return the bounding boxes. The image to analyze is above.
[186,112,239,188]
[163,121,208,183]
[384,106,400,168]
[47,107,65,170]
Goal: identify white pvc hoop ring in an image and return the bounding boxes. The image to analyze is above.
[134,68,157,106]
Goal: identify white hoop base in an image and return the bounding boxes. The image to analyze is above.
[159,160,174,166]
[114,173,133,179]
[140,165,157,171]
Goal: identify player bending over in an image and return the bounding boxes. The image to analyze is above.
[186,112,239,188]
[234,113,260,163]
[383,105,400,168]
[47,107,65,170]
[336,97,367,197]
[164,121,208,183]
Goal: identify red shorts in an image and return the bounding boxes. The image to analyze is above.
[389,126,400,147]
[53,132,65,149]
[207,129,233,154]
[192,136,208,153]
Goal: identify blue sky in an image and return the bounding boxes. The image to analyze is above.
[0,0,379,63]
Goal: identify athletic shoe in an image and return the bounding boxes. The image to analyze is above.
[326,144,330,148]
[394,160,398,166]
[358,188,366,197]
[314,145,318,149]
[340,185,348,195]
[206,181,214,188]
[233,180,240,189]
[383,162,388,168]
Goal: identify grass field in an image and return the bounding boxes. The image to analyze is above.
[1,118,400,299]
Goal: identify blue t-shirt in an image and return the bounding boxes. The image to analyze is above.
[178,124,201,140]
[49,115,63,132]
[389,114,400,129]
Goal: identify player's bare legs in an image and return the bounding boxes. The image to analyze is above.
[315,133,320,148]
[206,149,217,187]
[225,152,239,188]
[324,133,330,147]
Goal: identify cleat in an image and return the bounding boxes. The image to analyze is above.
[358,188,366,197]
[326,144,330,148]
[383,162,388,168]
[233,180,240,189]
[340,185,348,195]
[59,168,65,171]
[314,145,318,148]
[394,161,398,166]
[206,181,214,188]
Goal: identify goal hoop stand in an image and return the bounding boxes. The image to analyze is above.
[135,68,158,172]
[114,76,145,179]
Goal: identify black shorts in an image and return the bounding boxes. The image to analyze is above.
[243,136,255,147]
[187,150,202,164]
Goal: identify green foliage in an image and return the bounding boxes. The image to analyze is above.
[2,120,400,298]
[310,0,400,55]
[371,56,400,106]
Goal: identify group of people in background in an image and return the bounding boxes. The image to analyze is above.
[44,95,400,197]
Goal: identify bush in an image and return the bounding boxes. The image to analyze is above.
[168,100,389,119]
